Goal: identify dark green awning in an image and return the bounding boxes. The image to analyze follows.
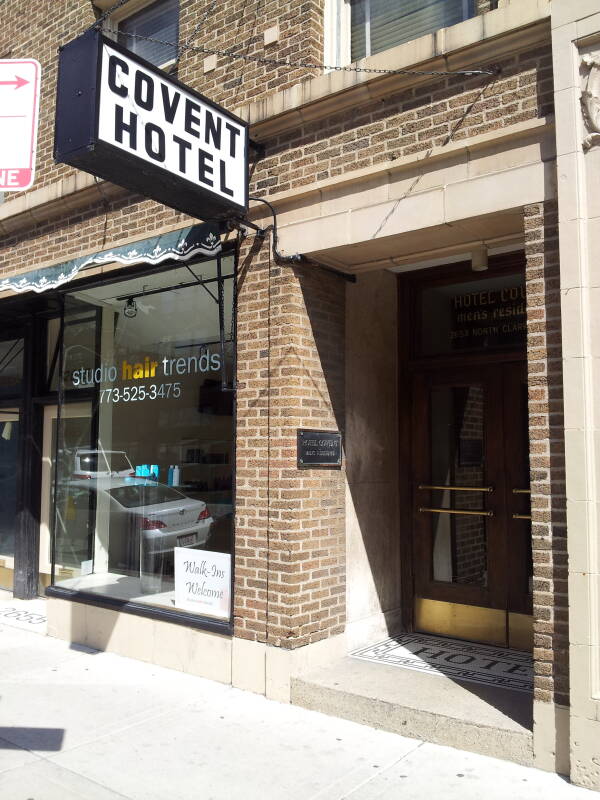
[1,223,221,294]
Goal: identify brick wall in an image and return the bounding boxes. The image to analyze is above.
[0,0,562,657]
[252,47,554,196]
[0,0,324,201]
[0,193,194,282]
[178,0,325,108]
[524,200,569,707]
[235,236,346,647]
[0,43,553,274]
[0,0,516,211]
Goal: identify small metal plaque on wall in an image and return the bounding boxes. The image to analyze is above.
[297,429,342,468]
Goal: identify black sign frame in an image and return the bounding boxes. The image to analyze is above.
[297,429,342,468]
[54,29,249,221]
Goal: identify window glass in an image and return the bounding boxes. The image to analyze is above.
[0,410,20,561]
[48,311,99,393]
[0,338,24,399]
[429,384,487,586]
[118,0,179,67]
[350,0,473,61]
[52,256,235,622]
[419,273,526,357]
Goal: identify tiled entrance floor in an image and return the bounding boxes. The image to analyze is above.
[351,633,532,692]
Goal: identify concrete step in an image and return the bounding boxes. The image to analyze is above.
[291,655,533,766]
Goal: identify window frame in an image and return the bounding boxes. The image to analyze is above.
[325,0,475,68]
[44,243,238,637]
[95,0,180,72]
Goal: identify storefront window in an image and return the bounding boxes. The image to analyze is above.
[51,255,235,622]
[0,409,20,564]
[0,338,24,399]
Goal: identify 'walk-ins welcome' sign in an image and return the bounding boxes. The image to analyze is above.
[54,30,248,220]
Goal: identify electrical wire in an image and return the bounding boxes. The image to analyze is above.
[175,0,217,63]
[101,28,497,77]
[247,196,301,264]
[86,0,496,77]
[89,0,133,31]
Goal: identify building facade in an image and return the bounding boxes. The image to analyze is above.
[0,0,599,790]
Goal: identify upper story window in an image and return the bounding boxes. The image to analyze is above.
[98,0,180,69]
[327,0,475,66]
[119,0,179,68]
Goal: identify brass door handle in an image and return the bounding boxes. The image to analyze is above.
[512,488,531,494]
[419,507,493,517]
[418,485,494,493]
[512,513,532,520]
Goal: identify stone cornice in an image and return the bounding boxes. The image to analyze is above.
[0,174,130,237]
[247,116,555,222]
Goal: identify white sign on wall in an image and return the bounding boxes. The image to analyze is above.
[174,548,231,620]
[0,59,41,191]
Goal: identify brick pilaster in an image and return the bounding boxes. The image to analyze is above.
[524,200,569,706]
[234,235,346,647]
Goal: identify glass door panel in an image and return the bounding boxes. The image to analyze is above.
[412,363,532,648]
[0,338,24,399]
[503,363,533,647]
[39,403,93,591]
[426,383,489,588]
[0,408,20,590]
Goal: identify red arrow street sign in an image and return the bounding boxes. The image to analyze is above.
[0,59,40,191]
[0,75,29,89]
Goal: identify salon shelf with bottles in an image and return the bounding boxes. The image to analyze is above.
[177,438,233,519]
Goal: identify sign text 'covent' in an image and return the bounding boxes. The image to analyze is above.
[54,30,248,220]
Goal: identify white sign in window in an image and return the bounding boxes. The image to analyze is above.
[174,548,231,620]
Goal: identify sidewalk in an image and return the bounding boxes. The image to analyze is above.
[0,600,594,799]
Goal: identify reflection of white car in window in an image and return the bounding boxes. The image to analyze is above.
[63,478,213,577]
[73,449,134,478]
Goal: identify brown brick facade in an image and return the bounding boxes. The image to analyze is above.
[0,0,567,695]
[0,0,324,199]
[235,238,346,647]
[0,45,553,279]
[0,0,560,653]
[524,200,568,707]
[252,48,553,196]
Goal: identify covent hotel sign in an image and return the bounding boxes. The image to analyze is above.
[54,29,248,219]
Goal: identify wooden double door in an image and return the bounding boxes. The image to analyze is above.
[411,360,532,649]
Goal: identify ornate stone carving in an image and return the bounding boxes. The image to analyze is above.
[581,54,600,151]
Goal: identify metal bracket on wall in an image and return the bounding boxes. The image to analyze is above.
[249,139,266,160]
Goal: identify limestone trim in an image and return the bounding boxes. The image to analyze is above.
[248,116,554,222]
[0,176,129,237]
[0,116,553,239]
[580,53,600,150]
[552,0,600,788]
[274,159,552,264]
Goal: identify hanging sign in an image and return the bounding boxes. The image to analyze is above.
[54,30,248,219]
[0,59,41,191]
